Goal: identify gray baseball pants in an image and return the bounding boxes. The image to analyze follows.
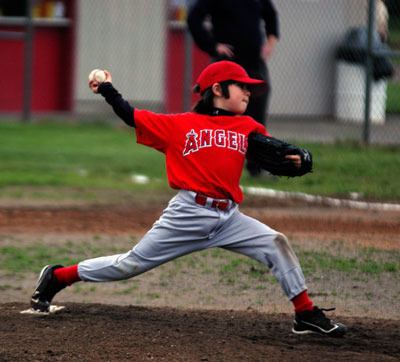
[78,190,307,300]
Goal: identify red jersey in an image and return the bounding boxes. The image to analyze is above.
[134,109,268,203]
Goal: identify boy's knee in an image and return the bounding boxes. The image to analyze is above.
[273,233,299,265]
[113,253,144,279]
[117,261,141,278]
[273,232,289,246]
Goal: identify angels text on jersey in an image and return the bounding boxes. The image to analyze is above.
[183,129,248,156]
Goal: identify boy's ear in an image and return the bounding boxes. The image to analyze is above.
[211,83,223,97]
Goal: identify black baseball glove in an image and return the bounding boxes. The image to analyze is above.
[246,133,313,177]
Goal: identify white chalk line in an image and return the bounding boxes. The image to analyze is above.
[243,186,400,212]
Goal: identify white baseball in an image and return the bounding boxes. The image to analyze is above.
[88,69,106,83]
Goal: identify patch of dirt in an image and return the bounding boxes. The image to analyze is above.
[0,199,398,248]
[1,303,399,362]
[0,197,399,361]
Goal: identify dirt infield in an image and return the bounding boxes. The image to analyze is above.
[0,196,399,361]
[1,302,399,361]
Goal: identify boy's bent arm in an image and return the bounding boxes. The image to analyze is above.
[98,82,135,128]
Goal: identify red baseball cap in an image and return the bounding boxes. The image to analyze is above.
[194,60,266,95]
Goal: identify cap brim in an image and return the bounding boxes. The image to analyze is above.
[194,77,267,96]
[237,78,267,96]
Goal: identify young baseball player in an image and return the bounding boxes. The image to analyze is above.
[29,61,346,337]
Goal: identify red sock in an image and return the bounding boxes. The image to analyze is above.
[54,265,81,286]
[291,290,314,313]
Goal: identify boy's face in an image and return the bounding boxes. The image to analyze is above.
[214,83,251,115]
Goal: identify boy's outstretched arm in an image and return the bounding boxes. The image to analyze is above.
[89,70,135,128]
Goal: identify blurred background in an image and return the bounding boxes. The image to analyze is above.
[0,0,399,145]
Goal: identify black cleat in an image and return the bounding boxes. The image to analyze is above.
[30,265,66,312]
[292,307,347,337]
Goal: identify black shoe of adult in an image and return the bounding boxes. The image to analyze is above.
[30,265,66,312]
[292,306,347,337]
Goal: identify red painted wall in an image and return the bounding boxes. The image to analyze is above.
[0,0,75,112]
[166,28,209,113]
[0,27,25,110]
[0,24,74,112]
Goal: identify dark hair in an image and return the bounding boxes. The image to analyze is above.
[192,80,235,114]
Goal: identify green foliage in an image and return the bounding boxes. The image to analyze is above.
[387,82,400,113]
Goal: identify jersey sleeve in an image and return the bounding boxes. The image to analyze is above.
[134,109,175,153]
[246,115,271,137]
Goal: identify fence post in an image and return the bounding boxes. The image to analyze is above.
[182,24,193,112]
[22,0,35,123]
[363,0,376,145]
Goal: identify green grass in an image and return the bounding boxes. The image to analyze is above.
[0,121,165,190]
[243,141,400,200]
[214,247,400,280]
[298,249,400,275]
[3,243,398,278]
[0,241,120,273]
[209,247,399,283]
[0,121,399,200]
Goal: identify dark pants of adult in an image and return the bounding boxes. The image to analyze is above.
[245,59,270,125]
[245,59,270,176]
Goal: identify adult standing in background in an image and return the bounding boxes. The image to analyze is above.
[376,0,389,43]
[187,0,280,177]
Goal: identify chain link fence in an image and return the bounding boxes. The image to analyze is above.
[0,0,399,145]
[267,0,400,145]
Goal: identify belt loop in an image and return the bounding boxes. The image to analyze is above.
[194,193,207,206]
